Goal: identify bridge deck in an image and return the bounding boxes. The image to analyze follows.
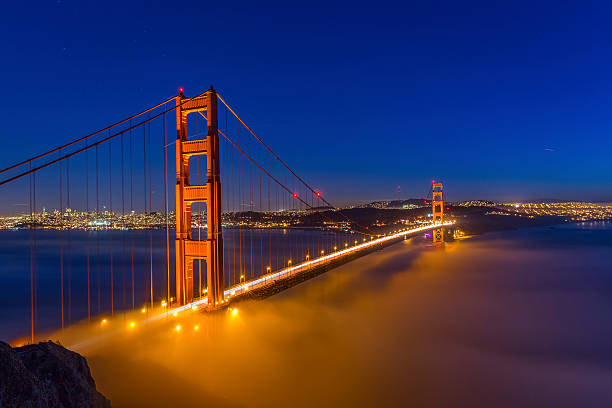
[169,222,453,314]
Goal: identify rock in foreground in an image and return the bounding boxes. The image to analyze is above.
[0,340,110,408]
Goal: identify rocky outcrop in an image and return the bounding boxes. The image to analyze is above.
[0,340,110,408]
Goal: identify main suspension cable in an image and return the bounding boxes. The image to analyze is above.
[216,93,372,235]
[0,96,177,176]
[1,90,210,186]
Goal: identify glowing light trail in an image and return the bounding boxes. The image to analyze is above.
[166,221,454,314]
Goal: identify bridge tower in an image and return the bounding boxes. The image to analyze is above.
[432,181,444,244]
[175,87,224,307]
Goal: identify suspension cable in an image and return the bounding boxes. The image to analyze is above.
[1,90,209,186]
[217,93,335,207]
[216,93,372,234]
[0,96,177,176]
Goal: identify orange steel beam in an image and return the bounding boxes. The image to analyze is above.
[175,87,224,307]
[432,182,444,244]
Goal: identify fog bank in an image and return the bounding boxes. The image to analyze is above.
[50,229,612,407]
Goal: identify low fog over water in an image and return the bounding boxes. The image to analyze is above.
[53,223,612,407]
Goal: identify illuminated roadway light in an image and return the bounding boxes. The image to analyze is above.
[141,308,146,313]
[194,325,199,331]
[192,305,198,311]
[175,324,181,332]
[101,319,107,325]
[173,312,178,317]
[129,322,135,328]
[232,308,238,316]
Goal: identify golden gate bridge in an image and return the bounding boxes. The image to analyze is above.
[0,86,451,344]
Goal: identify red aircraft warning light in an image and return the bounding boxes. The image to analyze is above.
[293,192,298,198]
[316,191,321,197]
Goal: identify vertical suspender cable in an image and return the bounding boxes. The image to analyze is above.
[121,131,126,308]
[249,133,254,280]
[163,104,170,304]
[143,122,147,304]
[108,138,114,316]
[86,142,90,320]
[148,118,153,308]
[130,122,134,309]
[96,145,100,314]
[67,157,71,324]
[59,158,64,329]
[29,163,34,343]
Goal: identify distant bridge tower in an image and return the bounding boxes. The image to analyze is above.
[432,181,444,244]
[175,87,224,307]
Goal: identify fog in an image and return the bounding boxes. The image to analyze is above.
[47,231,612,407]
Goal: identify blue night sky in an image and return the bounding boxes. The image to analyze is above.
[1,0,611,204]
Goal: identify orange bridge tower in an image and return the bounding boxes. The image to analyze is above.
[432,181,444,244]
[175,87,224,307]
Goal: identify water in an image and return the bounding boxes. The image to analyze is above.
[0,228,352,341]
[75,220,612,407]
